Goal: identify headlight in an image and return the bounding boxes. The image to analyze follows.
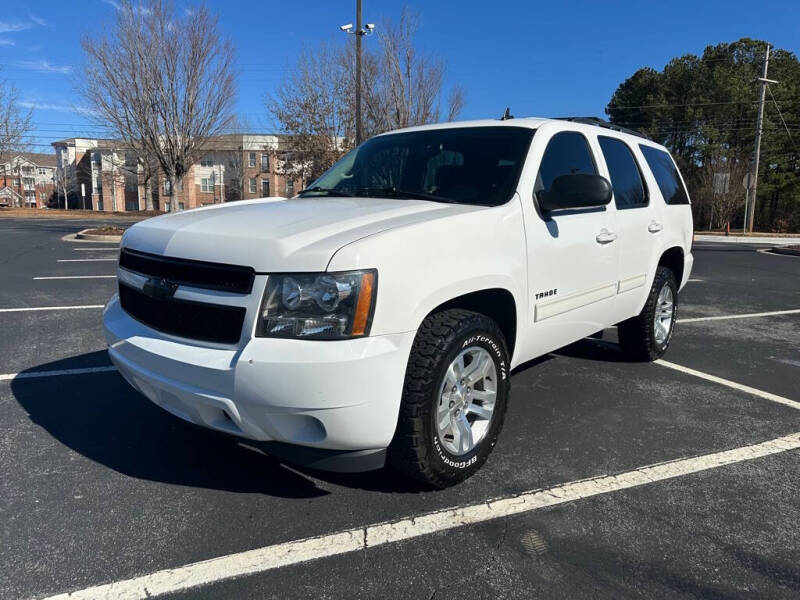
[257,270,377,339]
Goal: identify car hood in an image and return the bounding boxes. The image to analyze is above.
[122,196,483,272]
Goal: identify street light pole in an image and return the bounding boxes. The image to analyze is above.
[355,0,363,145]
[340,2,374,146]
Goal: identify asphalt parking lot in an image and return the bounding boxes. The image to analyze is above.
[1,217,799,600]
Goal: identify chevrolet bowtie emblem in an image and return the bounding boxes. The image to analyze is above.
[142,277,179,300]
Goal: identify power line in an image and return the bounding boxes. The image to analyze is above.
[767,84,799,154]
[607,99,794,110]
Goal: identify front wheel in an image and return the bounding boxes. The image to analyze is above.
[388,309,510,488]
[618,266,678,361]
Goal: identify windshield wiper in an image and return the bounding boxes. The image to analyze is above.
[298,186,349,197]
[353,187,457,204]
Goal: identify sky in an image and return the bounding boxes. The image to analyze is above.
[1,0,798,154]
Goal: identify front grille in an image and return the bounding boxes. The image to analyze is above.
[119,248,255,294]
[119,283,246,344]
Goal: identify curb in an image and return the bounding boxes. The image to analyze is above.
[694,234,799,245]
[770,246,800,257]
[75,228,123,242]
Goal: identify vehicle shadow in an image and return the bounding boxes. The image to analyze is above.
[554,336,631,363]
[11,351,424,498]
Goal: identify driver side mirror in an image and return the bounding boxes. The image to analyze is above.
[537,173,612,212]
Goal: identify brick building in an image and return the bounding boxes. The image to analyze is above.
[51,138,106,209]
[52,134,305,212]
[0,153,56,208]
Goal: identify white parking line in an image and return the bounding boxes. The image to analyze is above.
[0,366,117,382]
[32,275,117,280]
[0,305,104,313]
[679,308,800,323]
[57,259,117,263]
[654,359,800,411]
[41,431,800,600]
[74,247,118,251]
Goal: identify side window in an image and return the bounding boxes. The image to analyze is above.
[639,145,689,205]
[536,131,596,192]
[598,136,647,209]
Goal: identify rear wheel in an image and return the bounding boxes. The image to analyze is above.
[618,266,678,361]
[388,309,510,488]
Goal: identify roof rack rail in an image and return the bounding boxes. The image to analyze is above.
[553,117,652,141]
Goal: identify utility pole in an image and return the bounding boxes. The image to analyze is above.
[340,2,374,146]
[747,43,778,233]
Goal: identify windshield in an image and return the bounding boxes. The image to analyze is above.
[299,126,535,206]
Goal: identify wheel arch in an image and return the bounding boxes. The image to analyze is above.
[658,246,684,286]
[424,288,518,361]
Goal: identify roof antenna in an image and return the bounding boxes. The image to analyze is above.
[500,107,513,121]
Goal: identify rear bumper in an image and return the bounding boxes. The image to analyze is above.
[680,251,694,290]
[104,295,415,459]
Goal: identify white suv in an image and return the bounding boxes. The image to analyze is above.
[104,117,693,487]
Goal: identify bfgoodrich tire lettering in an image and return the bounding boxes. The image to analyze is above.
[388,309,510,487]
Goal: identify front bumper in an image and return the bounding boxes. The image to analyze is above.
[104,295,415,459]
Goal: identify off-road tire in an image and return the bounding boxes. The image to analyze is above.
[388,309,510,488]
[618,266,678,361]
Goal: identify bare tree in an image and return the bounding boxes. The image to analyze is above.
[134,153,160,211]
[0,69,32,188]
[217,117,255,202]
[697,150,751,230]
[267,6,464,180]
[55,163,78,210]
[80,0,236,211]
[364,7,465,135]
[35,179,52,208]
[268,43,353,184]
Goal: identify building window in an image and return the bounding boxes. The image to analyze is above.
[248,152,256,168]
[22,166,33,174]
[261,179,269,196]
[285,180,295,196]
[201,178,212,192]
[200,156,214,167]
[38,168,47,175]
[23,177,35,190]
[164,179,171,194]
[13,178,20,187]
[249,177,257,193]
[261,153,269,171]
[179,202,185,210]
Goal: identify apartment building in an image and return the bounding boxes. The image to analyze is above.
[52,134,305,212]
[52,138,106,209]
[0,153,56,208]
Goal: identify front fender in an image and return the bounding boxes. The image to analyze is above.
[326,199,528,338]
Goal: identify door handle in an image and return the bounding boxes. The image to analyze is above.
[595,229,618,244]
[648,221,663,233]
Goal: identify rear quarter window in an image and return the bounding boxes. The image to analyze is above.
[639,145,690,205]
